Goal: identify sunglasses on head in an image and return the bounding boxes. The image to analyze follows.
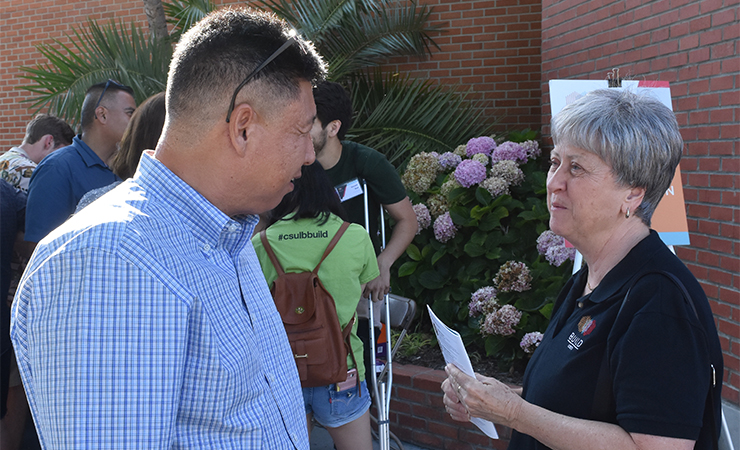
[225,36,297,123]
[94,79,129,110]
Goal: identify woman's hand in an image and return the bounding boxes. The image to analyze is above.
[442,364,523,428]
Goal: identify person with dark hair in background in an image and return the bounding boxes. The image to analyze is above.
[311,80,417,390]
[75,91,166,212]
[24,80,136,243]
[442,89,723,450]
[11,8,325,448]
[0,180,29,450]
[253,161,378,450]
[0,114,74,193]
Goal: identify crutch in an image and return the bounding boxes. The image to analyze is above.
[361,179,395,450]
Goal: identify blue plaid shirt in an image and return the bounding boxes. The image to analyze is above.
[11,152,309,449]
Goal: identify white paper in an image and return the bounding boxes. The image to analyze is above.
[427,305,499,439]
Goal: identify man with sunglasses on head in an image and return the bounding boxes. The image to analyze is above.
[11,8,325,449]
[23,79,136,243]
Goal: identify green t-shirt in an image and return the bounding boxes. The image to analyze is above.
[323,141,407,251]
[251,214,380,381]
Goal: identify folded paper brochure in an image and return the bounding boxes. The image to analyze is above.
[427,305,499,439]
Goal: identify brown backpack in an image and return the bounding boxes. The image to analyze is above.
[259,222,358,389]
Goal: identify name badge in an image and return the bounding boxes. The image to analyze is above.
[335,178,363,202]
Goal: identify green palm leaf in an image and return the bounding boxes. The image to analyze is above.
[348,70,496,165]
[258,0,359,44]
[323,2,439,79]
[19,19,171,128]
[163,0,215,42]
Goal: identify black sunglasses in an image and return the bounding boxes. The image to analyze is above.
[225,36,297,123]
[94,79,129,110]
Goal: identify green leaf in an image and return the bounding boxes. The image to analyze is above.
[398,261,418,277]
[406,243,422,261]
[418,270,445,290]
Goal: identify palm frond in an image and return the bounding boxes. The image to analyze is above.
[18,20,171,128]
[325,2,439,79]
[348,70,496,165]
[163,0,215,42]
[259,0,358,44]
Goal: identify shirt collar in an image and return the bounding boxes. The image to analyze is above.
[133,151,257,250]
[72,135,110,169]
[9,146,31,160]
[584,230,661,304]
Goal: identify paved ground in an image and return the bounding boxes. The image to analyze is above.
[310,423,430,450]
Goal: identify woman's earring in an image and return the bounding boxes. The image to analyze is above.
[625,207,631,219]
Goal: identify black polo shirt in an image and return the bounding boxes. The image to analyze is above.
[509,230,723,450]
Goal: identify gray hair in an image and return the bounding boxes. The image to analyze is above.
[551,89,683,226]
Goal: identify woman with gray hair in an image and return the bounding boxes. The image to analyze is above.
[442,89,723,450]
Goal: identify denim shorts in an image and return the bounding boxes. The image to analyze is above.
[302,380,371,428]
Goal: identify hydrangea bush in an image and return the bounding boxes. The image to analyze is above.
[393,132,575,367]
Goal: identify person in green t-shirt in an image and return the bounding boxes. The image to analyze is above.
[310,81,417,387]
[252,161,379,450]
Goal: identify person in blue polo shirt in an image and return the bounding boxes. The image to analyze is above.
[24,80,136,243]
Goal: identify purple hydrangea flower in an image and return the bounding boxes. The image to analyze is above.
[469,286,498,317]
[454,159,487,188]
[521,140,541,160]
[490,141,527,164]
[466,136,497,157]
[433,212,457,243]
[413,203,432,234]
[481,305,522,336]
[520,331,544,354]
[438,152,462,171]
[537,230,576,267]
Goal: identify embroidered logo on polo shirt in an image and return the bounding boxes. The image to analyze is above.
[567,316,596,350]
[578,316,596,336]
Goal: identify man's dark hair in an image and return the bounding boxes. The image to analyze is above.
[313,81,354,140]
[80,81,135,131]
[24,114,75,147]
[167,8,325,121]
[270,161,347,227]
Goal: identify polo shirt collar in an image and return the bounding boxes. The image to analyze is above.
[133,151,257,251]
[583,230,660,304]
[71,135,110,169]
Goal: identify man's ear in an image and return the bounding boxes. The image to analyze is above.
[95,106,107,123]
[228,102,256,157]
[326,119,342,138]
[41,134,55,151]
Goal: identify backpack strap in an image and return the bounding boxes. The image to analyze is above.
[312,221,350,274]
[260,230,285,276]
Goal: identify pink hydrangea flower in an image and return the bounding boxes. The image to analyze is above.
[481,305,522,336]
[413,203,432,234]
[469,286,498,317]
[520,331,544,354]
[433,212,457,243]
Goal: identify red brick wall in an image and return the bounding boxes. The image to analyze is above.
[541,0,740,405]
[0,0,150,150]
[383,0,543,132]
[390,364,512,450]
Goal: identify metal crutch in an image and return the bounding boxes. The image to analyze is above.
[362,179,394,450]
